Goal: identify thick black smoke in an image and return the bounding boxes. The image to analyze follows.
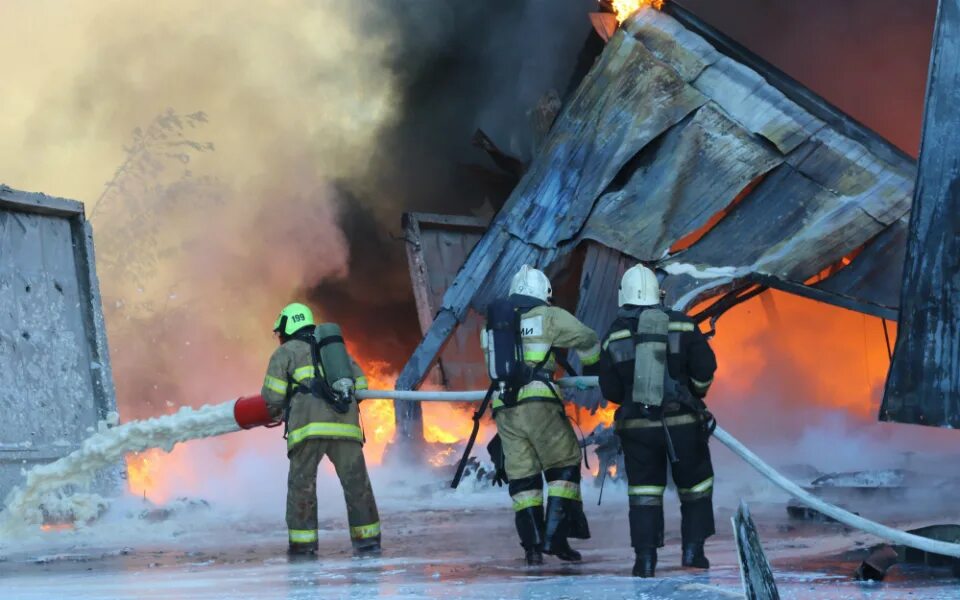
[314,0,596,364]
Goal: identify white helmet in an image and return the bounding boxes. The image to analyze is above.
[510,264,552,302]
[619,264,661,307]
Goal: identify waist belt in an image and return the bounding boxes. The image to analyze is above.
[615,413,701,430]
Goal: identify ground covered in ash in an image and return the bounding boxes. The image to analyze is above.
[2,462,958,600]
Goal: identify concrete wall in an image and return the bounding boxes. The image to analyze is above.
[0,185,118,501]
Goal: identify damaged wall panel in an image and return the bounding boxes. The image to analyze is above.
[882,0,960,429]
[0,185,118,500]
[580,102,782,262]
[403,213,488,391]
[812,218,908,319]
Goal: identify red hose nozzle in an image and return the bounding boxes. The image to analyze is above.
[234,394,280,429]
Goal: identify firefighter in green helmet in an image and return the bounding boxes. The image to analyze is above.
[260,302,381,557]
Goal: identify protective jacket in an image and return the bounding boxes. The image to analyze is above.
[260,327,369,451]
[596,305,717,550]
[260,324,379,553]
[484,295,601,411]
[484,295,600,559]
[599,306,716,425]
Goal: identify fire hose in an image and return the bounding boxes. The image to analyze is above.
[346,377,960,559]
[7,380,956,559]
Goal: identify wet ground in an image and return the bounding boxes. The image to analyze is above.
[2,479,958,600]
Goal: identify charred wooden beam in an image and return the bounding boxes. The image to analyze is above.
[732,501,780,600]
[882,0,960,429]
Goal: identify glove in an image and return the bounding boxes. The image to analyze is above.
[486,434,507,487]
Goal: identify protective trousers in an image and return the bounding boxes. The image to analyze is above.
[287,438,380,551]
[495,401,589,551]
[617,419,715,549]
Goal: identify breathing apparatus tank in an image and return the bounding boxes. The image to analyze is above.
[313,322,356,411]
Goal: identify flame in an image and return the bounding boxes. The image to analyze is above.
[427,446,458,468]
[611,0,664,24]
[126,450,162,501]
[708,290,895,421]
[40,523,75,532]
[350,353,397,465]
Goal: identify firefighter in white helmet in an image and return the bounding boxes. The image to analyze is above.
[482,265,602,565]
[596,264,717,577]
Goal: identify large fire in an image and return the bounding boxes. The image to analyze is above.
[123,287,896,505]
[611,0,664,24]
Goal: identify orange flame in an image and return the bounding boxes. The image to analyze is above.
[612,0,664,24]
[126,450,161,501]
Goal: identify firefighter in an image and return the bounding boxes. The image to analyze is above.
[596,265,717,578]
[260,302,381,557]
[484,265,602,565]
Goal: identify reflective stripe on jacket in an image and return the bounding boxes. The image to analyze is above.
[483,303,600,409]
[259,331,367,451]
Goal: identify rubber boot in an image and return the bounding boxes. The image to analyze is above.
[352,535,382,558]
[288,541,318,559]
[681,541,710,569]
[515,506,545,565]
[542,498,582,562]
[633,547,657,578]
[547,538,582,562]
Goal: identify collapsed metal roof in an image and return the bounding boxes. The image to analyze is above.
[396,6,918,435]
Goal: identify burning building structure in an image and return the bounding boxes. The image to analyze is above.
[393,3,951,449]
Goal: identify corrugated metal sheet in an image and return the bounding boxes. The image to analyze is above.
[0,185,119,499]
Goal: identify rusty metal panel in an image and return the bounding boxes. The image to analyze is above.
[662,141,913,312]
[626,8,721,82]
[403,213,488,391]
[0,185,118,500]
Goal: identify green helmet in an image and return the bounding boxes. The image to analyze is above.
[273,302,315,336]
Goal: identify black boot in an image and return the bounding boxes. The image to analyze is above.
[515,505,545,565]
[288,541,318,559]
[682,541,710,569]
[352,535,382,558]
[542,469,589,561]
[548,538,582,562]
[633,547,657,577]
[542,498,587,561]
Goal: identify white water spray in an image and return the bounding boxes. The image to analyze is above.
[0,401,240,535]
